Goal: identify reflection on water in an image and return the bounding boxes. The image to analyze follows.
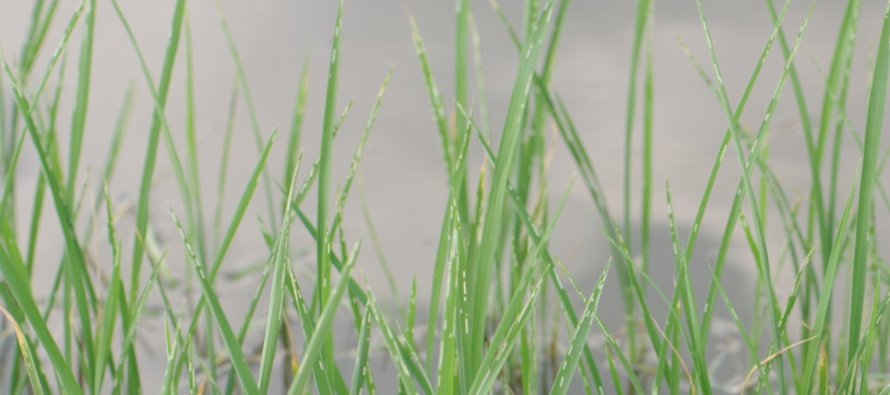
[1,0,887,392]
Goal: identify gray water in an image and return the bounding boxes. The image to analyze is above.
[2,0,888,393]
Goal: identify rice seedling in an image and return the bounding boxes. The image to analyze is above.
[3,0,890,393]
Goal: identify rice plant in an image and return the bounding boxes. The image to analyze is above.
[1,0,890,394]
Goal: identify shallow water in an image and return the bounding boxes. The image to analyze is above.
[1,0,888,393]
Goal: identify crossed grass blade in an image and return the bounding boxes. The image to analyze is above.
[549,261,609,395]
[287,240,360,395]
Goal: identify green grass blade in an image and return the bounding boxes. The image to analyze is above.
[425,115,472,369]
[848,0,890,365]
[284,265,334,394]
[257,163,302,393]
[621,0,652,265]
[211,0,277,226]
[284,51,311,214]
[455,0,469,144]
[120,0,185,300]
[350,308,373,395]
[336,67,393,211]
[91,184,123,394]
[315,0,345,387]
[640,32,654,280]
[212,77,240,250]
[407,11,452,171]
[183,12,208,262]
[435,199,461,394]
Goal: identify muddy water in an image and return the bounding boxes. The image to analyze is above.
[1,0,888,393]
